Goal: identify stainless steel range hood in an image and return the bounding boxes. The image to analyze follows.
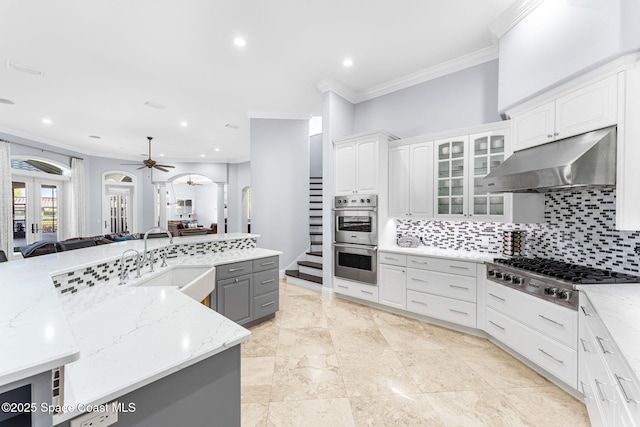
[476,126,616,193]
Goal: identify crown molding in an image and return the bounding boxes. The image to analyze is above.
[246,111,314,120]
[488,0,545,42]
[316,79,357,104]
[354,46,498,103]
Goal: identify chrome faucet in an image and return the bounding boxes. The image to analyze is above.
[119,249,141,285]
[142,226,173,270]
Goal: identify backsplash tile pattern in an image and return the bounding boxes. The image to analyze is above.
[52,238,257,296]
[397,188,640,274]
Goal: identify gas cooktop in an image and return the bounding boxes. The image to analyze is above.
[492,257,640,285]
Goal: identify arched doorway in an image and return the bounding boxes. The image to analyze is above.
[102,171,137,235]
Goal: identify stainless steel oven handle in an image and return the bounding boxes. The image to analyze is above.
[333,242,378,251]
[333,207,377,212]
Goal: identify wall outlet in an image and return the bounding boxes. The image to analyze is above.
[70,401,118,427]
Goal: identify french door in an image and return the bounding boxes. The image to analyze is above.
[12,178,64,248]
[103,185,134,234]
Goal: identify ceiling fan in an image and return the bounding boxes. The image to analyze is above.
[122,136,175,172]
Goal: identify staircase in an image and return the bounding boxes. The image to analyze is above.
[285,176,324,288]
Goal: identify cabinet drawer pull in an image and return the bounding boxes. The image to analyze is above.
[580,381,593,400]
[410,278,428,283]
[337,285,348,289]
[449,309,468,316]
[360,290,374,295]
[580,339,591,353]
[260,279,275,285]
[537,348,564,364]
[488,320,505,331]
[450,265,470,270]
[489,293,505,302]
[261,301,276,308]
[411,260,428,265]
[580,305,593,317]
[594,379,612,402]
[384,257,400,261]
[410,299,427,306]
[261,261,275,266]
[228,267,245,272]
[614,374,639,403]
[449,284,469,290]
[596,336,615,355]
[538,314,564,327]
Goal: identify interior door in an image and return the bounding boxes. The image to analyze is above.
[12,178,62,247]
[104,186,133,234]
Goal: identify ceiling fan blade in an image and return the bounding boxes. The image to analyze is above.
[154,165,171,172]
[137,165,147,170]
[155,164,175,168]
[121,163,143,165]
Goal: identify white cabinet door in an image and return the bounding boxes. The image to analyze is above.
[334,142,356,195]
[512,102,555,151]
[555,75,617,140]
[379,263,406,309]
[468,130,510,221]
[434,136,468,219]
[388,145,410,217]
[409,142,434,217]
[355,139,378,193]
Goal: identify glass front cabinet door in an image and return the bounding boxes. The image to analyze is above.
[468,129,510,221]
[434,136,468,218]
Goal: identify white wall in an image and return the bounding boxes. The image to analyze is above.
[353,60,501,137]
[321,92,355,289]
[309,133,323,178]
[498,0,640,111]
[250,119,309,270]
[227,162,251,233]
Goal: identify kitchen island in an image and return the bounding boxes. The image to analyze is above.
[0,233,279,427]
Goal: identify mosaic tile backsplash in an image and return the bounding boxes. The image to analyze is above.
[397,188,640,274]
[52,238,257,296]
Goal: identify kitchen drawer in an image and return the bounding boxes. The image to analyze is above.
[253,256,279,273]
[254,290,279,319]
[486,281,577,349]
[406,290,476,328]
[407,255,476,277]
[407,268,476,302]
[334,277,379,303]
[216,260,253,280]
[486,307,577,387]
[253,269,279,297]
[379,252,407,267]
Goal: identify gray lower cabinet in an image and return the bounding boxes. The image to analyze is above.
[214,256,279,326]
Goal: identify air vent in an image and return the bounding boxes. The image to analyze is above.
[0,98,15,105]
[144,101,166,109]
[7,61,42,76]
[225,123,239,129]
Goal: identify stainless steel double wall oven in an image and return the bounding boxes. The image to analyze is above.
[333,195,378,285]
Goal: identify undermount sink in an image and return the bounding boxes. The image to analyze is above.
[136,265,215,302]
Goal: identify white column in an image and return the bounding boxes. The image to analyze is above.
[157,182,167,228]
[217,183,225,234]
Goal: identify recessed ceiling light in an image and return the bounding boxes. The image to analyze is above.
[200,154,206,158]
[0,98,15,105]
[42,118,52,125]
[234,37,247,47]
[343,58,353,67]
[159,153,165,157]
[89,135,101,139]
[214,148,220,152]
[180,121,188,127]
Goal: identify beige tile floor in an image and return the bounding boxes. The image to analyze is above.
[241,281,590,427]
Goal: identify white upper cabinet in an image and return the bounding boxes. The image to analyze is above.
[334,131,397,195]
[512,75,618,151]
[388,140,433,218]
[434,135,469,219]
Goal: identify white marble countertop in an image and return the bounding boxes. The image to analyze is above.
[378,245,498,263]
[0,233,263,391]
[577,284,640,383]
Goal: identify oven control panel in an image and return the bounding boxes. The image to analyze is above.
[334,194,377,208]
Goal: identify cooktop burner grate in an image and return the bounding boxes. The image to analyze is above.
[493,257,640,284]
